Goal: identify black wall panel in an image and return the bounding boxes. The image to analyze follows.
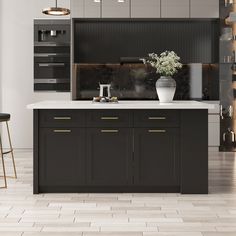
[73,19,219,64]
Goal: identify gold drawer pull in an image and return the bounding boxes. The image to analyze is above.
[148,117,166,120]
[54,117,72,120]
[54,130,71,133]
[101,130,119,133]
[101,117,119,120]
[148,130,166,133]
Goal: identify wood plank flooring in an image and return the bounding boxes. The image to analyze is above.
[0,150,236,236]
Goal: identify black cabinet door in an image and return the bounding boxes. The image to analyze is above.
[134,128,180,186]
[39,128,86,186]
[87,128,133,186]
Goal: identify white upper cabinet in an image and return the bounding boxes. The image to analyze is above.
[70,0,84,18]
[69,0,220,19]
[34,0,71,19]
[190,0,219,18]
[131,0,160,18]
[102,0,130,18]
[161,0,190,18]
[85,0,101,18]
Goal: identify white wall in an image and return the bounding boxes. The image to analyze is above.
[0,1,3,114]
[0,0,71,149]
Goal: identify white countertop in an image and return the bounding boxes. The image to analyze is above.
[27,100,215,110]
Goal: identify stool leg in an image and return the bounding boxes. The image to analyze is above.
[0,132,7,188]
[6,122,17,179]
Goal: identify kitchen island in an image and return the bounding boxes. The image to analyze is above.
[28,101,214,194]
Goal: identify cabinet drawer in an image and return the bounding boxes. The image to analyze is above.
[134,110,180,127]
[86,110,132,127]
[39,110,86,127]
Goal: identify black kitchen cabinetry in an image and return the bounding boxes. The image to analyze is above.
[39,128,86,192]
[34,109,208,194]
[87,128,133,186]
[134,128,180,189]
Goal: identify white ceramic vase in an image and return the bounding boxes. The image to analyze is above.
[156,76,176,103]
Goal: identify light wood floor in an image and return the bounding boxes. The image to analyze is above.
[0,150,236,236]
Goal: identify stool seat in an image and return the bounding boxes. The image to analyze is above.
[0,113,10,122]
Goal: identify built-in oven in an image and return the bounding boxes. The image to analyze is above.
[34,20,70,92]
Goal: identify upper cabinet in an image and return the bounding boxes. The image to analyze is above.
[70,0,84,18]
[161,0,190,18]
[71,0,101,18]
[85,0,101,18]
[102,0,130,18]
[34,0,71,19]
[69,0,219,19]
[131,0,160,18]
[190,0,219,18]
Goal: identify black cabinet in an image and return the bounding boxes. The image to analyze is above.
[39,128,86,188]
[86,128,133,186]
[34,109,208,194]
[134,128,180,187]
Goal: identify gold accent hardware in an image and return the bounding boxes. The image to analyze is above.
[54,117,71,120]
[0,121,17,189]
[148,117,166,120]
[53,130,71,133]
[101,130,119,133]
[148,130,166,133]
[101,117,119,120]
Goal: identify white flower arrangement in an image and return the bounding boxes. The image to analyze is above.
[142,51,182,77]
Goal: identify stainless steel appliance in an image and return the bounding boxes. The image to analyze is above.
[34,20,70,92]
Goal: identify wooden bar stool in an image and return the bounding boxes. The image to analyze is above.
[0,113,17,188]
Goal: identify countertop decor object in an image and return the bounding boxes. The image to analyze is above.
[99,84,111,98]
[143,51,182,103]
[93,97,118,103]
[42,0,70,16]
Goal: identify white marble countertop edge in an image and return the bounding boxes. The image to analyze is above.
[27,100,215,110]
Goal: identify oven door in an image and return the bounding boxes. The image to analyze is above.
[34,61,70,79]
[34,57,70,91]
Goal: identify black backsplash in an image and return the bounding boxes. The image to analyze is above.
[73,63,219,100]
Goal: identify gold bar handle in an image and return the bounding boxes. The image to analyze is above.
[148,117,166,120]
[101,117,119,120]
[101,130,119,133]
[53,130,71,133]
[148,130,166,133]
[54,117,72,120]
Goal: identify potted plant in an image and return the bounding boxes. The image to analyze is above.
[142,51,182,103]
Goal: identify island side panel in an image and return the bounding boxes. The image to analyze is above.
[33,110,39,194]
[181,109,208,194]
